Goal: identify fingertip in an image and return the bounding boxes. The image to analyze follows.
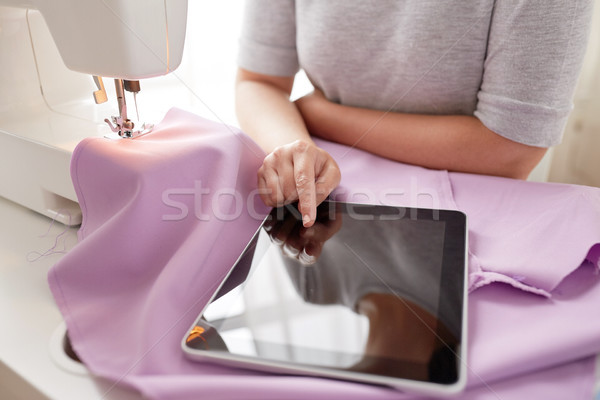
[302,214,313,228]
[298,199,316,227]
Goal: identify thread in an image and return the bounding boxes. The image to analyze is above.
[27,210,75,262]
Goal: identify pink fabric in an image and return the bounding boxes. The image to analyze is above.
[49,109,600,399]
[319,139,600,297]
[450,173,600,295]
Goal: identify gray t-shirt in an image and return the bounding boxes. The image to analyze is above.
[238,0,592,147]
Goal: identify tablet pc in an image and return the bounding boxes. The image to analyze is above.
[182,201,468,396]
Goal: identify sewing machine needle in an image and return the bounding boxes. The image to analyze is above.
[133,92,140,122]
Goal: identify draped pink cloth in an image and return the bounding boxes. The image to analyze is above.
[49,109,600,399]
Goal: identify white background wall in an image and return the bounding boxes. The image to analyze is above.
[548,3,600,187]
[143,1,310,128]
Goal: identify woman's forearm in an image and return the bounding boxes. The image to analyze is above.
[297,93,547,179]
[235,70,312,152]
[234,69,341,227]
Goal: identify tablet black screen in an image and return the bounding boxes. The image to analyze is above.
[186,201,466,385]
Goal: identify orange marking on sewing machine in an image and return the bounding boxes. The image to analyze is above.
[186,326,207,344]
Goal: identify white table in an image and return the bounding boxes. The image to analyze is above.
[0,196,141,400]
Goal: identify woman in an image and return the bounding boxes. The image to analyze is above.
[235,0,592,227]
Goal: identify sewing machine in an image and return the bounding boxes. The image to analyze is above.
[0,1,187,398]
[0,0,188,226]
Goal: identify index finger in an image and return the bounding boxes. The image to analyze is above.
[292,147,317,228]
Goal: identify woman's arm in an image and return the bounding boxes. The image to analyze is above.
[235,68,341,227]
[235,69,307,151]
[295,89,547,180]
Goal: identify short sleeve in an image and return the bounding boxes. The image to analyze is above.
[474,0,593,147]
[237,0,299,77]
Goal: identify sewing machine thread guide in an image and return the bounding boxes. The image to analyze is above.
[92,76,107,104]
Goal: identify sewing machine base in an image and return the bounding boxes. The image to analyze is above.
[0,106,96,226]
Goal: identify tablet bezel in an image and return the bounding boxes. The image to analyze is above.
[182,201,469,397]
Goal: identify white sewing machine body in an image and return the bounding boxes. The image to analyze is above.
[0,4,248,398]
[0,0,187,226]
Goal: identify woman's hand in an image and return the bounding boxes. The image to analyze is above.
[258,140,341,228]
[264,204,342,264]
[235,70,341,224]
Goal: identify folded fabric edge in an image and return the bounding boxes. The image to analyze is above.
[538,242,600,296]
[467,244,551,296]
[469,271,551,297]
[469,242,600,298]
[586,243,600,269]
[69,137,98,242]
[47,267,118,381]
[46,267,91,372]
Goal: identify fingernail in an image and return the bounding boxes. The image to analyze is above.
[299,248,317,265]
[303,214,310,225]
[270,236,283,245]
[283,243,300,257]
